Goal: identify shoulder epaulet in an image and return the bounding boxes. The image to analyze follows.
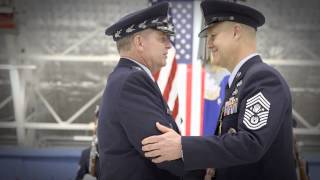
[131,66,143,71]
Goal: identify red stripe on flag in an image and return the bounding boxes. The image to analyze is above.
[172,96,179,119]
[163,58,177,100]
[186,64,192,136]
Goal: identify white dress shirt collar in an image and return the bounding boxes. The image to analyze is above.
[228,53,259,87]
[122,57,155,81]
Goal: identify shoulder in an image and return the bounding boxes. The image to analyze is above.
[243,62,290,94]
[241,60,291,101]
[245,60,288,89]
[109,65,157,102]
[247,61,281,80]
[118,66,154,89]
[127,67,151,83]
[108,64,151,88]
[81,147,91,157]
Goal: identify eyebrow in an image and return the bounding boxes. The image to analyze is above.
[208,32,217,37]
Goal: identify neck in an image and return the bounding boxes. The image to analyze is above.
[228,42,256,72]
[120,51,154,72]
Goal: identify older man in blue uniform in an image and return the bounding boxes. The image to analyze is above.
[141,1,297,180]
[97,2,202,180]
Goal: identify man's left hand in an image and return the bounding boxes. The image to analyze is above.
[142,122,182,163]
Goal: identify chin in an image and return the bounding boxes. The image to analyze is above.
[161,60,167,66]
[211,57,219,66]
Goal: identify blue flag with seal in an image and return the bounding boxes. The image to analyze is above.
[203,66,229,136]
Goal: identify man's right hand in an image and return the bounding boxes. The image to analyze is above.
[204,168,215,180]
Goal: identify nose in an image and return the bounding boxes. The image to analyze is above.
[166,41,172,49]
[165,38,171,49]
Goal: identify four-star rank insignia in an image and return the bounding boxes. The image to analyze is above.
[243,92,270,130]
[132,66,142,71]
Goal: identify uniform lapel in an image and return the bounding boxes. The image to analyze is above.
[117,58,178,132]
[228,55,262,91]
[215,55,263,135]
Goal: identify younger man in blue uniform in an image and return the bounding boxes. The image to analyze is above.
[141,1,297,180]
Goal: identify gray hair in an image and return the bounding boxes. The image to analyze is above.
[116,34,134,53]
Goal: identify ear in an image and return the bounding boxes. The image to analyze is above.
[233,23,241,40]
[133,34,144,52]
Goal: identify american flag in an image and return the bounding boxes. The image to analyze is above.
[151,0,203,136]
[151,0,228,136]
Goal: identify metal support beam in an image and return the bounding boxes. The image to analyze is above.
[66,90,104,124]
[39,135,92,143]
[0,122,93,130]
[316,122,320,129]
[4,33,29,146]
[297,141,320,147]
[265,59,320,66]
[36,88,104,124]
[299,44,320,61]
[24,122,93,130]
[294,128,320,135]
[61,27,103,55]
[25,112,34,122]
[0,64,36,70]
[35,88,64,124]
[23,54,119,63]
[0,122,16,128]
[292,109,312,128]
[9,68,26,145]
[291,87,320,94]
[73,136,93,141]
[0,96,12,110]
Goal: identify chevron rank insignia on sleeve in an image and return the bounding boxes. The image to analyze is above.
[243,92,270,130]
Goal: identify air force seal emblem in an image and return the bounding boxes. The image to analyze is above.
[243,92,270,130]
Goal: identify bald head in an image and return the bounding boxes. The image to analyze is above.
[206,21,258,71]
[219,21,256,43]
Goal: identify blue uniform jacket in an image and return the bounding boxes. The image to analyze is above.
[75,147,100,180]
[181,56,297,180]
[98,58,184,180]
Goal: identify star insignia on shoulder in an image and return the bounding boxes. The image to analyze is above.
[132,66,142,71]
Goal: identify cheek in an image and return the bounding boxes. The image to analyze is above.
[217,40,229,53]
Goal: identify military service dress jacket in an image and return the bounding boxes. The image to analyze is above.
[75,147,100,180]
[181,55,297,180]
[98,58,184,180]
